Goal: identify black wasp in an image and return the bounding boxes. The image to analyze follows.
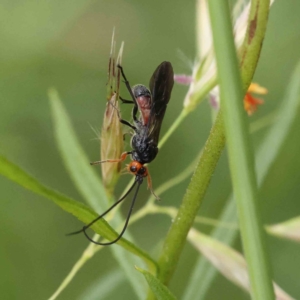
[68,61,174,245]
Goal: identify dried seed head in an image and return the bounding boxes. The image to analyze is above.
[100,32,124,191]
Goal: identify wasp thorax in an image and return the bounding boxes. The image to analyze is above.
[132,85,152,126]
[132,85,151,98]
[128,161,148,177]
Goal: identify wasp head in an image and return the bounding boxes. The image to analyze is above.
[128,161,148,177]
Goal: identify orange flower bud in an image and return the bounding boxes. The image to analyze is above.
[244,83,268,116]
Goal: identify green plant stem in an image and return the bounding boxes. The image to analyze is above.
[160,75,217,148]
[239,1,271,88]
[183,0,273,298]
[158,109,188,148]
[208,1,274,299]
[156,110,226,286]
[48,239,99,300]
[186,75,217,111]
[129,107,275,232]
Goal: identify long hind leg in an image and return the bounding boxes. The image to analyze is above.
[90,151,132,166]
[147,170,160,200]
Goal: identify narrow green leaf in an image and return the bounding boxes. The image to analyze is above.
[49,88,107,213]
[136,267,177,300]
[184,59,300,300]
[49,89,150,298]
[267,216,300,243]
[0,155,157,272]
[188,229,294,300]
[208,0,274,298]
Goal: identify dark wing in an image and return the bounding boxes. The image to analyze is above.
[147,61,174,144]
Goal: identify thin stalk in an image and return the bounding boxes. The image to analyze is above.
[158,109,188,148]
[156,110,226,286]
[48,237,100,300]
[208,1,274,299]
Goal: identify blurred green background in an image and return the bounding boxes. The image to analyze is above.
[1,1,300,299]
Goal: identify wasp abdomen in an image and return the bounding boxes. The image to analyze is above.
[131,135,158,164]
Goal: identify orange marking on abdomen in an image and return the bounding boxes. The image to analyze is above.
[136,95,151,125]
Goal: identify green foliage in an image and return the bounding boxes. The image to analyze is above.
[183,59,300,299]
[0,155,157,270]
[136,267,177,300]
[208,1,274,299]
[1,1,300,300]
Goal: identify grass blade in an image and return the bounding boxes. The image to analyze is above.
[188,229,295,300]
[136,267,177,300]
[208,0,274,298]
[49,88,107,213]
[267,216,300,243]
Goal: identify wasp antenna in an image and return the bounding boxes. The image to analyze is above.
[83,177,143,245]
[66,177,140,243]
[66,229,84,236]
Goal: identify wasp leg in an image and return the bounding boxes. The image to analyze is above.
[108,100,136,131]
[123,131,133,141]
[119,96,134,104]
[147,170,160,201]
[90,151,132,166]
[120,119,136,131]
[117,65,138,122]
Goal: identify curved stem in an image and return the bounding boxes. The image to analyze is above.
[158,109,188,148]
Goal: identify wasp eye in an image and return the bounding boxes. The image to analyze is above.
[130,166,137,173]
[138,167,146,175]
